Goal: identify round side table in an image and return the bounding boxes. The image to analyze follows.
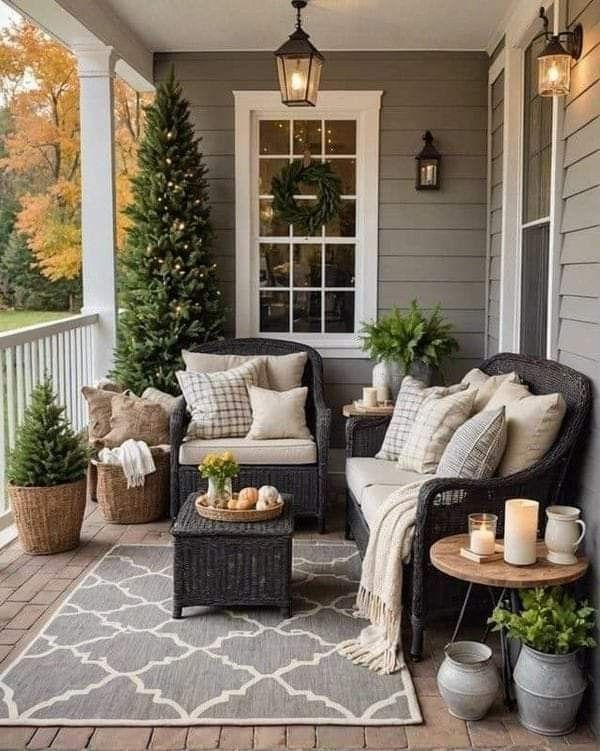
[430,534,589,704]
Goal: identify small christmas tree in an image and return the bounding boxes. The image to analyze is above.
[112,69,225,393]
[8,378,89,488]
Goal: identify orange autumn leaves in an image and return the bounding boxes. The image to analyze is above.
[0,20,149,281]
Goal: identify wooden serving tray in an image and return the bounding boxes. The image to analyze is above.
[195,493,284,523]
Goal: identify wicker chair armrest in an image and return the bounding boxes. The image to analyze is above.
[314,402,331,463]
[345,415,391,458]
[170,397,190,456]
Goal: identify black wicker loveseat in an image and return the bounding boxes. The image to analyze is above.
[345,353,592,660]
[170,338,331,531]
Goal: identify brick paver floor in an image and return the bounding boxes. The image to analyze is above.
[0,493,596,750]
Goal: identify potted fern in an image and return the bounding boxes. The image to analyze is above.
[8,378,90,555]
[360,300,459,399]
[489,587,596,736]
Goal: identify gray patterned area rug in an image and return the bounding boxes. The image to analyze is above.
[0,542,421,726]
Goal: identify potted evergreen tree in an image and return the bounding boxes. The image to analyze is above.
[8,378,89,555]
[360,300,459,399]
[490,587,596,736]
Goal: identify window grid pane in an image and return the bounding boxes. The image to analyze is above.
[257,118,357,335]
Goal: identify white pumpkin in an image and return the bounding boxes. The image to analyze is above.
[258,485,280,507]
[255,497,269,511]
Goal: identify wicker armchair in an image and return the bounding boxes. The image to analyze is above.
[170,338,331,531]
[345,353,592,660]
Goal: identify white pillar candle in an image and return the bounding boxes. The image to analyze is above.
[374,384,389,403]
[504,499,539,565]
[470,526,495,556]
[362,387,378,408]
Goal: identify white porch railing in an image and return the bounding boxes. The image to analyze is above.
[0,313,99,526]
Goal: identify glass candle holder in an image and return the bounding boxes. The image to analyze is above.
[468,513,498,556]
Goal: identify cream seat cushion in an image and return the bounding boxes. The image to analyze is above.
[179,437,316,465]
[486,380,567,476]
[361,482,432,528]
[346,457,423,505]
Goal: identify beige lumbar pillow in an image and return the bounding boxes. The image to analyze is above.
[461,368,519,413]
[182,350,307,392]
[398,388,477,474]
[102,393,170,448]
[141,387,180,417]
[486,380,567,476]
[246,385,311,440]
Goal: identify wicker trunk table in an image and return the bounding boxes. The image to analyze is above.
[170,492,294,619]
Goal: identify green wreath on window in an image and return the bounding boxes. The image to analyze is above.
[271,160,342,237]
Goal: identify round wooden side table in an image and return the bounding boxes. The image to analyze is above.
[430,534,589,704]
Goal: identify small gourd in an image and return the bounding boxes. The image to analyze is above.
[235,487,258,510]
[258,485,280,507]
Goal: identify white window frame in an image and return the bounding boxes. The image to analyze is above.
[493,0,565,358]
[234,90,382,358]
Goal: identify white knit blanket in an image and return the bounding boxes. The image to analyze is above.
[98,439,155,488]
[340,478,429,674]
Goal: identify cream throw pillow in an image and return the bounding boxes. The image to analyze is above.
[246,385,311,440]
[486,380,567,476]
[461,368,519,413]
[398,388,477,474]
[182,350,307,391]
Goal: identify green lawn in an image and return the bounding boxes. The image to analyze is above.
[0,310,72,333]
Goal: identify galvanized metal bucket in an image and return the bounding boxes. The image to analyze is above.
[437,641,500,720]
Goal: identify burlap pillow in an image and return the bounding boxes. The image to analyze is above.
[141,387,179,417]
[102,393,170,448]
[82,387,115,443]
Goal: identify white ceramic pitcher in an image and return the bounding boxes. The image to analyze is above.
[545,506,586,565]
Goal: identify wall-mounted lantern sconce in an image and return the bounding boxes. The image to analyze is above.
[537,6,583,97]
[415,131,441,191]
[275,0,324,107]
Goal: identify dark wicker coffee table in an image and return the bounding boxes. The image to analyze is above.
[170,492,294,619]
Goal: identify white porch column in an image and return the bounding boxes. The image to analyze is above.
[75,45,118,380]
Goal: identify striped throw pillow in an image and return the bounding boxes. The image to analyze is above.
[397,388,477,474]
[376,377,467,461]
[176,359,261,439]
[436,407,507,479]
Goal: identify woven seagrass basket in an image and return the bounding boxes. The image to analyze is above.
[9,478,87,555]
[94,448,169,524]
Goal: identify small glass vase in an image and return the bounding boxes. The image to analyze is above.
[207,476,233,508]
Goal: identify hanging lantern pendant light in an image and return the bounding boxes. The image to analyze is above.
[537,6,583,97]
[275,0,324,107]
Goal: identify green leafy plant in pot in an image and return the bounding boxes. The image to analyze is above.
[8,378,90,555]
[360,300,459,400]
[489,587,596,736]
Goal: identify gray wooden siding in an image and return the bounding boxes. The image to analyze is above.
[154,51,488,446]
[560,0,600,733]
[487,70,504,356]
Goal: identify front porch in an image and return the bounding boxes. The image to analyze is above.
[0,0,598,746]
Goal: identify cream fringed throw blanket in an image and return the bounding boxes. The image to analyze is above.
[340,478,430,674]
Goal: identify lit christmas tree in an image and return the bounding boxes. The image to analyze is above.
[113,70,225,393]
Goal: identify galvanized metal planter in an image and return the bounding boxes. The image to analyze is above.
[513,644,587,736]
[437,641,500,720]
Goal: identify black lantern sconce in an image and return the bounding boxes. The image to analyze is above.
[537,6,583,97]
[415,131,441,191]
[275,0,324,107]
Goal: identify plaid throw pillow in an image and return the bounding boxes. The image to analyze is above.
[436,407,507,479]
[176,360,261,439]
[397,388,477,474]
[376,377,467,461]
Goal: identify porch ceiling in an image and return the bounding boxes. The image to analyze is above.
[101,0,514,52]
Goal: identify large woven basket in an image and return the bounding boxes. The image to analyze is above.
[9,478,87,555]
[94,448,169,524]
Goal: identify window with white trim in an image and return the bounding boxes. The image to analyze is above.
[234,91,381,357]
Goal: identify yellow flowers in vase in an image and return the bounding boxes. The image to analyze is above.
[199,452,239,508]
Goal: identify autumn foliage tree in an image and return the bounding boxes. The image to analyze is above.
[0,18,147,297]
